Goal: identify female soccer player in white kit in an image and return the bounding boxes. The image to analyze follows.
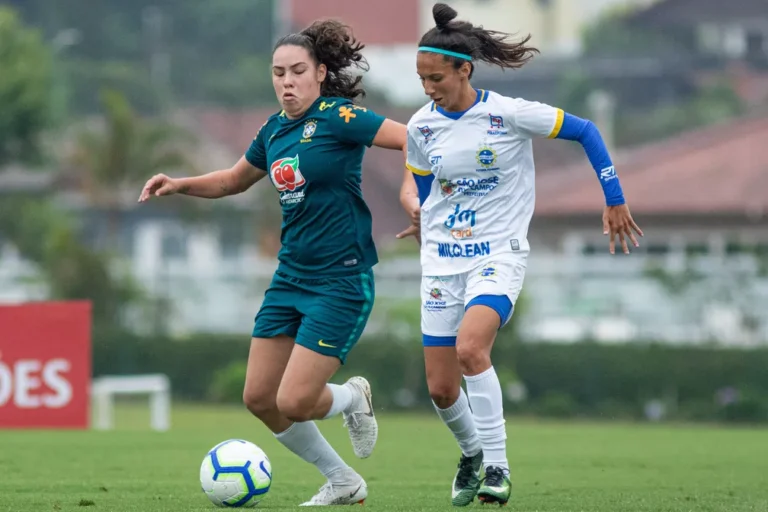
[398,3,644,507]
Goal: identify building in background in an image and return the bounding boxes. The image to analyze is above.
[2,0,767,343]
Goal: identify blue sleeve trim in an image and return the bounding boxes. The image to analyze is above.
[413,173,434,206]
[556,113,625,206]
[423,334,457,347]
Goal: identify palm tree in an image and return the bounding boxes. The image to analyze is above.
[67,89,197,251]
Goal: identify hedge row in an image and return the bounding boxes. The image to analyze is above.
[93,330,768,423]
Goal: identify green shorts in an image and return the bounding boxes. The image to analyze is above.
[252,269,375,363]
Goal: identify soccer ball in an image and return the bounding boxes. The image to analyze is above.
[200,439,272,507]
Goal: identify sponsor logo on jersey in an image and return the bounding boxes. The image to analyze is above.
[476,145,499,171]
[444,204,477,240]
[418,125,435,143]
[424,287,446,311]
[480,266,496,277]
[438,176,499,197]
[429,155,443,173]
[302,120,317,141]
[487,114,508,135]
[271,155,306,204]
[600,165,617,182]
[437,241,491,258]
[479,265,498,283]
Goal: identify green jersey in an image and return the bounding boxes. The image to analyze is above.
[245,96,386,278]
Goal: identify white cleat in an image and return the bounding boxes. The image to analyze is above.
[300,475,367,506]
[342,376,378,459]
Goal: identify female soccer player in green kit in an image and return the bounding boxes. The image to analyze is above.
[139,20,408,506]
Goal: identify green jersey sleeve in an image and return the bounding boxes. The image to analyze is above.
[245,121,269,170]
[327,102,386,147]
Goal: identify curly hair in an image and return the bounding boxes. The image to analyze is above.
[274,19,369,100]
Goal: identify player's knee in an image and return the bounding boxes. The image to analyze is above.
[456,340,491,376]
[243,388,277,418]
[275,392,314,423]
[428,381,460,409]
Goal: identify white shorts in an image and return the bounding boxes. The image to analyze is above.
[421,259,526,343]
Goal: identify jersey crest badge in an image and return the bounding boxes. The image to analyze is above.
[302,120,317,141]
[476,145,498,171]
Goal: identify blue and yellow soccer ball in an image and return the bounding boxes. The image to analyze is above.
[200,439,272,507]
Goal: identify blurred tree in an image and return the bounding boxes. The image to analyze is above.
[0,197,142,331]
[580,5,681,58]
[67,89,197,249]
[0,6,52,167]
[7,0,277,112]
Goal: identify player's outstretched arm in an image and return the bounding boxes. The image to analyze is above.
[549,112,643,254]
[138,156,267,202]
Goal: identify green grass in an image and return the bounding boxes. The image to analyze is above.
[1,403,767,511]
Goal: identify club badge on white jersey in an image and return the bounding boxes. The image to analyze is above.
[406,89,563,275]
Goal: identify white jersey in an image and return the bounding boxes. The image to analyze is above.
[406,89,562,276]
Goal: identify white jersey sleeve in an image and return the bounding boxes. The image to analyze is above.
[406,116,434,176]
[506,98,564,140]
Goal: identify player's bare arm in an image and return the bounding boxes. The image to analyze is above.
[138,156,266,202]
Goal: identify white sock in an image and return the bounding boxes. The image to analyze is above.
[274,421,352,484]
[433,388,482,457]
[323,383,354,419]
[464,366,509,471]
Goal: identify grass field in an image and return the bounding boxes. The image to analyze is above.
[1,404,767,512]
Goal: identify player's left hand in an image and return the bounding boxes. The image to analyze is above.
[396,225,421,245]
[603,204,643,255]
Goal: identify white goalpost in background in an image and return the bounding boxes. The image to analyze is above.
[91,374,171,432]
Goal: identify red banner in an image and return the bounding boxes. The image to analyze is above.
[0,301,91,429]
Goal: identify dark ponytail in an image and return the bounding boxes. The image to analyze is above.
[274,19,369,100]
[420,3,539,77]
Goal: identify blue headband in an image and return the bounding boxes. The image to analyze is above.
[418,46,472,61]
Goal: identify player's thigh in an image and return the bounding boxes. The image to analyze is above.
[294,270,375,364]
[456,261,525,363]
[421,274,466,406]
[276,270,375,418]
[245,272,303,410]
[243,335,295,412]
[277,344,342,419]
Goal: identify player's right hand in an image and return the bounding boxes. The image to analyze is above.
[396,225,421,245]
[138,174,179,202]
[405,200,420,228]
